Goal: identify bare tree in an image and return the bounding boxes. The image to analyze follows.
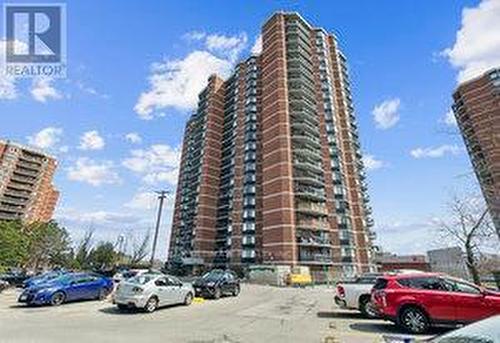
[74,230,94,269]
[130,231,151,265]
[438,194,496,285]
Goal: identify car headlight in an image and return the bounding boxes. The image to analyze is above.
[36,287,55,294]
[207,282,215,287]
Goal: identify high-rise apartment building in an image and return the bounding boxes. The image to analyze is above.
[452,68,500,238]
[169,12,376,279]
[0,139,59,222]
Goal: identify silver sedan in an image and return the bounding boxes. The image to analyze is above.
[113,273,194,312]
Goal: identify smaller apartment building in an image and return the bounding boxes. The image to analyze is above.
[0,140,59,222]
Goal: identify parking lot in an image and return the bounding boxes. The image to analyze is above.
[0,284,448,343]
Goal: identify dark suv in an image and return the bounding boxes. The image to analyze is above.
[192,269,240,299]
[371,272,500,333]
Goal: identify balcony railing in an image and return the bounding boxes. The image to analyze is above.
[296,202,328,216]
[299,254,333,263]
[10,173,36,184]
[1,196,28,206]
[16,159,40,171]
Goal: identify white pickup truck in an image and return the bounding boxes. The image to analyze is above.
[334,273,381,318]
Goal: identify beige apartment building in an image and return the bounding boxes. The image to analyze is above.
[0,139,59,222]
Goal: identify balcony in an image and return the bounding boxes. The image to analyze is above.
[295,202,328,216]
[0,202,24,213]
[14,167,39,178]
[299,253,333,264]
[1,196,28,206]
[296,217,329,231]
[296,230,331,247]
[10,173,36,184]
[293,148,322,161]
[293,159,323,174]
[294,184,326,202]
[294,168,325,185]
[16,159,40,171]
[18,154,43,165]
[0,211,23,220]
[7,182,33,192]
[3,188,30,199]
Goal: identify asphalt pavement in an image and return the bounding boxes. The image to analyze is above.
[0,284,449,343]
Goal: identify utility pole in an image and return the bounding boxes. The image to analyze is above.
[150,190,169,268]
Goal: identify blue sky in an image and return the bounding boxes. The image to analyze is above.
[1,0,499,259]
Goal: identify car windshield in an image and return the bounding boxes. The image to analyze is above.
[202,271,224,282]
[129,275,155,285]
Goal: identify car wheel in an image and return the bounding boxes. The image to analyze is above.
[144,296,158,313]
[117,304,128,311]
[359,296,377,318]
[232,285,240,297]
[213,287,221,299]
[184,292,193,306]
[50,291,65,306]
[398,307,429,334]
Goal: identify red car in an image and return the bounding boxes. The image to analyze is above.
[371,272,500,334]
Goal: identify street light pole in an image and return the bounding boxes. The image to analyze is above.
[150,190,169,268]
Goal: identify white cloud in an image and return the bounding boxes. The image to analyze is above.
[122,144,180,186]
[375,221,437,254]
[27,127,63,150]
[75,81,109,99]
[205,33,247,62]
[251,34,263,55]
[442,109,458,127]
[410,144,464,159]
[134,32,248,119]
[0,76,17,100]
[31,78,62,103]
[134,51,232,118]
[363,154,385,171]
[0,40,27,100]
[57,208,140,226]
[442,0,500,82]
[125,191,158,211]
[67,157,121,186]
[125,132,142,144]
[143,169,179,185]
[372,98,401,129]
[79,130,105,151]
[183,31,206,41]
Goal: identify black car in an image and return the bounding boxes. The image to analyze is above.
[192,270,240,299]
[0,270,30,287]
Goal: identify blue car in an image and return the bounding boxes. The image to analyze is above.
[18,273,113,306]
[23,270,67,288]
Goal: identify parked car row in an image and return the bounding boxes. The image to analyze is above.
[8,268,241,313]
[335,271,500,334]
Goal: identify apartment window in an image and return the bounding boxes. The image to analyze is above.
[245,163,256,172]
[244,174,256,184]
[243,222,255,232]
[244,197,256,206]
[243,210,255,220]
[242,249,256,258]
[242,236,255,245]
[341,247,355,257]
